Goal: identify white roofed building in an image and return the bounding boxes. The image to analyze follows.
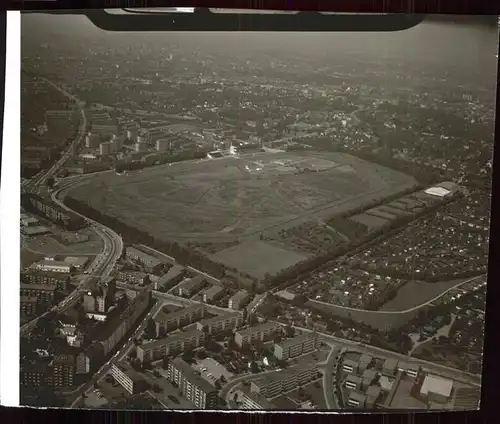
[420,375,453,404]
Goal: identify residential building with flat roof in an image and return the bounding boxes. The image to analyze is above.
[20,283,57,303]
[196,312,242,335]
[365,385,382,408]
[250,362,320,399]
[166,357,218,409]
[420,375,453,403]
[117,270,148,285]
[63,256,89,269]
[20,296,38,316]
[177,275,206,297]
[342,359,359,374]
[153,304,205,337]
[228,290,249,310]
[21,270,69,290]
[361,369,378,389]
[52,354,75,389]
[273,332,319,361]
[154,265,185,291]
[111,361,146,395]
[347,392,366,408]
[137,329,205,363]
[36,260,73,273]
[202,284,224,303]
[241,392,276,410]
[235,321,282,348]
[345,374,363,391]
[359,354,373,371]
[126,246,163,273]
[397,362,420,378]
[382,358,398,376]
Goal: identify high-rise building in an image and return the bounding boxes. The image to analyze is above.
[83,279,117,314]
[166,358,218,409]
[52,354,75,388]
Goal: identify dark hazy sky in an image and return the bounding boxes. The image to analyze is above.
[21,13,498,72]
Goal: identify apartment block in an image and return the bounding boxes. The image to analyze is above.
[397,362,420,378]
[154,304,206,337]
[20,296,38,316]
[125,246,163,273]
[342,359,359,374]
[250,364,319,399]
[117,270,148,285]
[137,329,205,363]
[234,321,282,348]
[166,357,218,409]
[52,354,75,389]
[177,275,206,297]
[228,290,249,310]
[345,375,362,391]
[202,284,224,303]
[21,270,70,290]
[241,392,276,410]
[111,361,146,395]
[347,392,366,408]
[273,332,319,361]
[20,283,57,303]
[154,265,185,291]
[196,312,243,335]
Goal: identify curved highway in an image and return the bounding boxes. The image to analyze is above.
[20,180,123,336]
[21,79,124,336]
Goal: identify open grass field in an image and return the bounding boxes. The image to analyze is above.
[68,151,417,277]
[379,279,466,312]
[209,241,308,279]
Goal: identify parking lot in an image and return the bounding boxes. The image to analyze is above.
[83,391,108,408]
[192,358,234,385]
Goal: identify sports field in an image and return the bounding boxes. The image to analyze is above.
[68,151,417,278]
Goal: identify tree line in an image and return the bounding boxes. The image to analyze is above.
[114,150,208,174]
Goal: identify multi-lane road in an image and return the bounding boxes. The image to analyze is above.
[20,174,124,336]
[21,80,123,335]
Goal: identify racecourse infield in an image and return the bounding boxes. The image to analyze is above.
[67,151,418,279]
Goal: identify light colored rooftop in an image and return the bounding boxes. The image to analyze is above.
[420,375,453,398]
[138,329,204,351]
[275,332,318,350]
[236,321,281,337]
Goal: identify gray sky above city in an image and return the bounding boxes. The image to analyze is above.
[22,13,498,64]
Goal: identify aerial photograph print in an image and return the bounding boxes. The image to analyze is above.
[18,11,497,411]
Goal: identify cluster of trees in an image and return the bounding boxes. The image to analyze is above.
[114,150,208,174]
[337,146,447,186]
[327,216,368,240]
[63,195,226,278]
